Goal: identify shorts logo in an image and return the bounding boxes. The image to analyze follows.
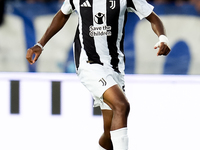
[99,78,107,86]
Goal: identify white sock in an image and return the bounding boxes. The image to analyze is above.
[110,127,128,150]
[99,144,107,150]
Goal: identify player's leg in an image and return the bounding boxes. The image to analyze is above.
[99,109,113,150]
[103,84,130,130]
[103,84,130,150]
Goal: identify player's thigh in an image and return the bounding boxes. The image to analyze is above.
[103,84,129,111]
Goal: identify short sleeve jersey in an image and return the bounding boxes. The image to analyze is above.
[61,0,154,74]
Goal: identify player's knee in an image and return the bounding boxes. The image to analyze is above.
[115,100,130,117]
[123,101,130,117]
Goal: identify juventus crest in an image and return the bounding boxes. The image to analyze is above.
[109,0,116,9]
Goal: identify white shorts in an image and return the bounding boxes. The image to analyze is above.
[77,63,125,110]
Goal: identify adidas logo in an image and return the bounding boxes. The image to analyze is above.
[81,0,91,7]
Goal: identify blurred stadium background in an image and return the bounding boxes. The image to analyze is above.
[0,0,200,150]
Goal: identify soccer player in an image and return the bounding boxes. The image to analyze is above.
[26,0,171,150]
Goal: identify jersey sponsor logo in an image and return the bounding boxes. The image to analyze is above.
[89,12,112,37]
[81,0,91,7]
[109,0,116,9]
[99,78,107,86]
[89,25,112,37]
[94,12,105,24]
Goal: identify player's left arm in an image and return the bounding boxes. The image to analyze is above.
[146,11,171,56]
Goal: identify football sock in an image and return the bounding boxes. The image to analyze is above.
[110,127,128,150]
[99,144,107,150]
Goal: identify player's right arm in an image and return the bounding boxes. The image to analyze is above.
[26,10,71,65]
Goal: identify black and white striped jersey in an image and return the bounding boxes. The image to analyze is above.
[61,0,154,74]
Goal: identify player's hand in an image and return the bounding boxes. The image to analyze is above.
[154,42,171,56]
[26,45,43,65]
[154,35,171,56]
